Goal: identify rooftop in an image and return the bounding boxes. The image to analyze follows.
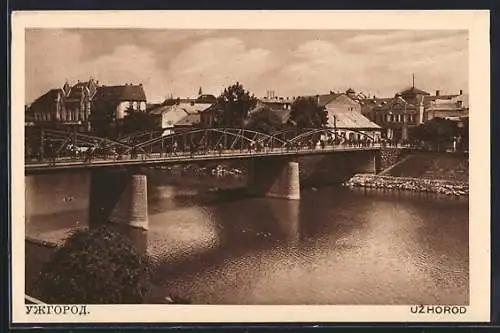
[94,84,147,102]
[327,108,381,130]
[398,86,431,96]
[427,94,469,110]
[175,113,201,127]
[29,89,61,111]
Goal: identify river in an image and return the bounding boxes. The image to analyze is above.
[25,169,468,305]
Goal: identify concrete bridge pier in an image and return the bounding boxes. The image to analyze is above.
[88,168,149,230]
[247,157,300,200]
[351,150,381,175]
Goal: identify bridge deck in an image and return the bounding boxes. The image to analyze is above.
[25,144,381,173]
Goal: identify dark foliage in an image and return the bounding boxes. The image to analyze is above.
[246,105,287,134]
[289,97,328,128]
[38,226,151,304]
[120,107,157,136]
[89,103,117,138]
[214,82,258,128]
[413,117,462,149]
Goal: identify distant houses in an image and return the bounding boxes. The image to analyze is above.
[26,79,468,143]
[360,86,468,141]
[149,102,214,134]
[26,78,147,132]
[309,89,382,142]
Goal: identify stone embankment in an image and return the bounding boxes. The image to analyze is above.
[379,147,407,171]
[344,174,468,197]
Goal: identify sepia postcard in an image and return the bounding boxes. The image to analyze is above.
[11,10,491,325]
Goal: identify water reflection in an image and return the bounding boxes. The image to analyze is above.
[25,171,469,305]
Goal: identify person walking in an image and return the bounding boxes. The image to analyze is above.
[47,142,56,165]
[172,141,178,156]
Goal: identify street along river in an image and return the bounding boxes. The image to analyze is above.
[25,169,468,305]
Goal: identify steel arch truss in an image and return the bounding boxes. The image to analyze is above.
[26,128,136,160]
[25,126,380,164]
[118,129,165,146]
[127,128,291,156]
[270,127,376,145]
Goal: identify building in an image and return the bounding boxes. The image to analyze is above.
[149,104,191,135]
[260,97,294,111]
[322,89,382,141]
[199,105,217,128]
[246,100,293,129]
[361,94,420,141]
[27,79,147,132]
[174,113,202,130]
[360,84,463,142]
[28,78,99,131]
[149,101,212,134]
[426,93,469,122]
[93,83,147,119]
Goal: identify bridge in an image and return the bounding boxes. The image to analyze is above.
[25,127,383,231]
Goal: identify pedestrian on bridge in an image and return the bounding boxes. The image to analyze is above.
[84,146,94,164]
[190,143,196,158]
[248,140,255,153]
[172,141,178,156]
[218,143,223,156]
[47,142,56,165]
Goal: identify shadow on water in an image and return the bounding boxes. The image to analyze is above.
[151,197,302,282]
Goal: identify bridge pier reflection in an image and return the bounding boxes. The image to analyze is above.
[89,168,149,231]
[247,157,301,200]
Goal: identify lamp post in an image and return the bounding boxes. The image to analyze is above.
[333,115,337,141]
[402,102,408,143]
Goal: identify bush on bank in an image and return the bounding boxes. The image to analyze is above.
[38,226,151,304]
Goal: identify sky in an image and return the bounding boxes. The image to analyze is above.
[25,29,468,104]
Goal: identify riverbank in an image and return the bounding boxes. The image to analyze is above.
[343,174,468,197]
[385,151,468,182]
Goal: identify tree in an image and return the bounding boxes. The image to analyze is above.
[289,97,328,128]
[246,105,287,134]
[119,107,157,136]
[414,117,459,150]
[89,103,117,138]
[214,82,258,128]
[38,226,151,304]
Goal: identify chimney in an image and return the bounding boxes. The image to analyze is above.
[435,90,440,96]
[459,89,463,95]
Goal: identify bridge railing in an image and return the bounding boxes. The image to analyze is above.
[25,141,383,166]
[24,127,391,166]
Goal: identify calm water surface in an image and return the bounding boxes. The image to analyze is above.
[25,170,468,305]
